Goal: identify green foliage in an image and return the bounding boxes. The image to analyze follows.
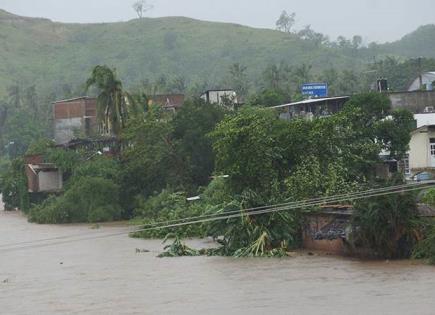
[249,89,291,107]
[120,108,179,206]
[412,220,435,265]
[72,157,121,183]
[26,139,55,156]
[158,234,201,257]
[45,148,81,173]
[210,107,287,201]
[421,188,435,206]
[200,177,232,205]
[0,158,29,211]
[120,100,226,211]
[132,190,206,238]
[1,8,434,99]
[352,192,419,259]
[285,156,359,201]
[336,93,414,176]
[29,176,122,224]
[172,99,227,187]
[86,65,129,135]
[206,201,298,257]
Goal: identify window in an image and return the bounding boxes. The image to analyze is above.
[403,155,410,175]
[431,139,435,156]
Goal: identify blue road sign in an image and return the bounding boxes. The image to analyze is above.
[301,83,328,98]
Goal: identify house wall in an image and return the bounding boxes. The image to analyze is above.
[38,170,63,192]
[303,214,349,255]
[54,117,83,144]
[388,91,435,113]
[25,165,39,193]
[53,98,97,144]
[202,91,237,105]
[409,129,435,171]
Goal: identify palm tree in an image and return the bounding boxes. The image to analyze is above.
[85,65,128,136]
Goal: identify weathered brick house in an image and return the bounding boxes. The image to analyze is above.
[148,94,185,112]
[53,97,97,145]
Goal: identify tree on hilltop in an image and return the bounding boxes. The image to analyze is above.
[276,11,296,33]
[132,0,154,19]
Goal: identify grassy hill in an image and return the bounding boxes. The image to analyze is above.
[0,9,434,97]
[381,25,435,58]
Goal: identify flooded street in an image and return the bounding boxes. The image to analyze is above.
[1,205,435,315]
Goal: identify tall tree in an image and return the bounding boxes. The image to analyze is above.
[275,11,296,33]
[228,63,249,99]
[0,102,8,154]
[86,65,129,136]
[7,85,21,109]
[132,0,154,18]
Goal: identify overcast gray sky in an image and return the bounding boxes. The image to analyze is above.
[0,0,433,43]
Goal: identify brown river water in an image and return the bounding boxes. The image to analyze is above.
[1,198,435,315]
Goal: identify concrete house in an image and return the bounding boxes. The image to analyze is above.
[200,89,238,106]
[24,155,62,193]
[408,72,435,91]
[53,97,97,145]
[388,90,435,114]
[408,125,435,173]
[148,94,185,112]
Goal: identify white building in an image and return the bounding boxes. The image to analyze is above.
[408,72,435,91]
[200,89,238,106]
[407,113,435,175]
[409,125,435,173]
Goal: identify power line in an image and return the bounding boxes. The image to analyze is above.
[0,182,424,249]
[1,182,433,252]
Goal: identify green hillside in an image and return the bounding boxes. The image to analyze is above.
[381,25,435,58]
[0,8,434,97]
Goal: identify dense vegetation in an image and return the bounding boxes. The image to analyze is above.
[1,8,435,260]
[3,67,427,259]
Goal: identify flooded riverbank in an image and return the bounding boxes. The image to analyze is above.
[1,208,435,315]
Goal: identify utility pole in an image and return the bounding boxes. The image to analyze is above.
[418,57,423,90]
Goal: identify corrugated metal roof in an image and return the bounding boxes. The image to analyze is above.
[271,96,350,109]
[53,96,94,104]
[415,113,435,128]
[408,72,435,91]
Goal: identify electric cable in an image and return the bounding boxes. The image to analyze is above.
[1,182,432,252]
[0,181,425,249]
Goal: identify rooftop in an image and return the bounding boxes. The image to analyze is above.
[271,96,350,109]
[53,96,95,104]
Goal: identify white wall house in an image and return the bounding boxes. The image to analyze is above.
[25,164,63,193]
[408,72,435,91]
[409,125,435,173]
[200,90,238,106]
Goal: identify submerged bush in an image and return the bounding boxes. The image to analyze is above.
[352,192,419,259]
[413,220,435,265]
[158,234,201,257]
[132,190,206,238]
[29,177,121,223]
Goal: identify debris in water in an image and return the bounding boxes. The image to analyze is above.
[135,248,150,253]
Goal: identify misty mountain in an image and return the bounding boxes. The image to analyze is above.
[0,9,434,96]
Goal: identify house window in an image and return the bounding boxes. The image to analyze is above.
[430,138,435,156]
[403,155,410,175]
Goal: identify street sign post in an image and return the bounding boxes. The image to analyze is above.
[301,83,328,98]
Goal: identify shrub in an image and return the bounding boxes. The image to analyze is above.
[421,189,435,207]
[132,190,206,238]
[412,220,435,265]
[29,177,121,223]
[352,192,419,259]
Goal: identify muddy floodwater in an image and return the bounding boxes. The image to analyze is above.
[1,204,435,314]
